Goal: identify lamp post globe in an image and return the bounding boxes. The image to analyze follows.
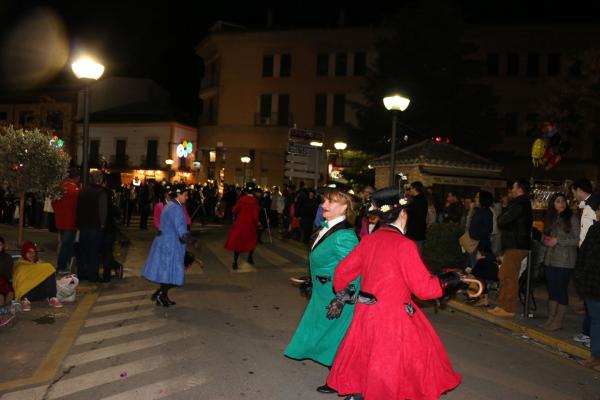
[334,141,347,151]
[383,94,410,186]
[71,55,105,188]
[240,156,251,184]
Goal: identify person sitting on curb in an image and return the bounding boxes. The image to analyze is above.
[0,236,14,305]
[12,241,63,311]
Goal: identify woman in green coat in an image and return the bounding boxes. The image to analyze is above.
[285,189,359,394]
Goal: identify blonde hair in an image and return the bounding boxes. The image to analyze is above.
[323,190,355,224]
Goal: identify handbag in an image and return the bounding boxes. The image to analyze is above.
[459,232,479,254]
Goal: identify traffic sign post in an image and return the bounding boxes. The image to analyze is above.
[285,128,325,185]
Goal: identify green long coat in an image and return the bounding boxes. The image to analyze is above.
[284,225,359,366]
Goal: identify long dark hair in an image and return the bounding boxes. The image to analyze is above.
[546,193,572,233]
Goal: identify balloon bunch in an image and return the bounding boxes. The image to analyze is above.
[531,122,571,170]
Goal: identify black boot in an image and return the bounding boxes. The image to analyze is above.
[316,384,336,393]
[232,261,238,270]
[247,255,254,265]
[164,293,176,306]
[155,292,169,307]
[150,289,160,302]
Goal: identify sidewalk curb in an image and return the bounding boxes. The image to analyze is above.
[447,300,591,360]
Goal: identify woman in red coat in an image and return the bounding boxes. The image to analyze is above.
[325,187,463,400]
[224,186,260,270]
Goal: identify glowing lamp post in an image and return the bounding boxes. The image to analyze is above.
[383,94,410,186]
[241,156,251,184]
[309,141,323,189]
[71,56,105,187]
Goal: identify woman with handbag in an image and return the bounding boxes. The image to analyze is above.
[540,193,580,331]
[142,184,189,307]
[284,189,359,394]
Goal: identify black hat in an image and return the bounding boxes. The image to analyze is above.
[170,183,188,194]
[368,187,410,217]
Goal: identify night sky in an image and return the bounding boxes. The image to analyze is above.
[1,0,599,118]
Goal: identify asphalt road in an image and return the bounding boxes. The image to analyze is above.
[1,224,599,400]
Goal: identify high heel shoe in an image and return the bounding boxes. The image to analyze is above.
[150,289,160,302]
[155,292,170,307]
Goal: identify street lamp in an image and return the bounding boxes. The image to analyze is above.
[71,56,105,188]
[241,156,251,184]
[309,141,323,189]
[383,94,410,186]
[334,141,347,151]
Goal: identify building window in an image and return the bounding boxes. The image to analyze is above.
[146,139,158,167]
[277,94,290,126]
[116,139,127,167]
[486,53,499,76]
[207,97,217,124]
[335,52,347,76]
[507,53,519,76]
[89,139,100,167]
[262,54,274,77]
[527,52,540,77]
[547,53,561,76]
[18,111,35,128]
[568,59,581,76]
[280,54,291,77]
[504,112,518,137]
[354,51,366,76]
[316,53,329,76]
[314,94,327,126]
[333,94,346,125]
[46,110,64,132]
[0,112,6,121]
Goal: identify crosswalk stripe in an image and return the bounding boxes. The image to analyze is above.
[254,245,291,265]
[274,239,309,260]
[65,329,198,367]
[75,320,168,345]
[205,241,255,273]
[92,299,151,313]
[84,309,155,328]
[0,347,203,400]
[96,290,156,303]
[99,371,207,400]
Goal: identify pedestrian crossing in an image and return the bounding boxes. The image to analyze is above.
[0,290,206,400]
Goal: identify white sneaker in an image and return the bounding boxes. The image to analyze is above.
[573,333,591,342]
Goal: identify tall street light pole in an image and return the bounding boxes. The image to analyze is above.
[71,56,105,188]
[310,141,323,189]
[383,95,410,187]
[241,156,251,185]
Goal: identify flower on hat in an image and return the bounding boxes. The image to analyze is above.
[399,197,408,206]
[380,204,391,213]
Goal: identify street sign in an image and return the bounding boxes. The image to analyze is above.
[287,142,311,155]
[284,170,319,179]
[284,162,311,172]
[286,154,309,164]
[288,128,324,143]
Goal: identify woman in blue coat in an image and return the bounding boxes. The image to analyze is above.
[142,184,189,307]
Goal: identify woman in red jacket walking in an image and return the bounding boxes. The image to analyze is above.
[224,185,260,270]
[325,187,463,400]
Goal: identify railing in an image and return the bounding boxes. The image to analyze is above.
[109,154,130,168]
[254,112,293,126]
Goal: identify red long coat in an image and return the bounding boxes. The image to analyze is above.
[224,195,260,253]
[326,226,461,400]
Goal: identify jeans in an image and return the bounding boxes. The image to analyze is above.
[78,229,103,281]
[57,229,76,272]
[545,266,571,305]
[585,298,600,358]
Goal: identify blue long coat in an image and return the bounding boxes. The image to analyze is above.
[142,201,187,286]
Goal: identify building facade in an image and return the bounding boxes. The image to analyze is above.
[196,25,387,187]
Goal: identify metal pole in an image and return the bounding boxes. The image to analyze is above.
[82,84,90,188]
[314,147,319,189]
[389,111,397,187]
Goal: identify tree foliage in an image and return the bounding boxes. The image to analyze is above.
[0,125,70,198]
[350,0,496,155]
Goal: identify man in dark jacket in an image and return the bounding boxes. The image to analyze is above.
[489,179,533,318]
[575,206,600,369]
[406,181,428,251]
[76,171,107,282]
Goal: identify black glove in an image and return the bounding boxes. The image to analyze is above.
[299,278,313,298]
[437,271,468,299]
[326,285,357,319]
[179,234,189,244]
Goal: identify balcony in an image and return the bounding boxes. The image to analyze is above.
[254,112,293,127]
[109,154,130,169]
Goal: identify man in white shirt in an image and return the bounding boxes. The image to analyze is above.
[572,179,599,246]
